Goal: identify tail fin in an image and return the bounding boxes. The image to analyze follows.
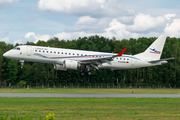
[135,35,167,59]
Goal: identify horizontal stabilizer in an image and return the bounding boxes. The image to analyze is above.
[148,57,175,63]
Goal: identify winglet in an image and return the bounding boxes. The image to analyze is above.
[116,48,127,56]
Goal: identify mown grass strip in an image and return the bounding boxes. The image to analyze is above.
[1,88,180,94]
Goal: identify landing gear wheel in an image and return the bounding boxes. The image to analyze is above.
[87,71,92,76]
[20,60,24,69]
[80,72,85,76]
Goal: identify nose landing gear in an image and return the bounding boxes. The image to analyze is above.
[20,60,24,69]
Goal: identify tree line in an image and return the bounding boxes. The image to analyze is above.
[0,35,179,85]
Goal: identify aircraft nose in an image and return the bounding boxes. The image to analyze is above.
[3,52,9,58]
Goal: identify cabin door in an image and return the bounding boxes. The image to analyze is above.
[27,46,32,56]
[131,59,135,66]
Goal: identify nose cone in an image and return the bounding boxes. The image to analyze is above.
[3,52,9,58]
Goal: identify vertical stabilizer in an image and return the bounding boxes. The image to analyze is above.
[135,35,167,60]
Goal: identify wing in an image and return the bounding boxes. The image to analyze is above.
[78,48,127,69]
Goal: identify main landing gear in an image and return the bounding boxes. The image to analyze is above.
[80,71,85,76]
[80,70,92,76]
[20,60,24,69]
[87,71,92,76]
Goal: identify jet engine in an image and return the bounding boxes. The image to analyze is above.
[63,60,81,70]
[53,64,67,71]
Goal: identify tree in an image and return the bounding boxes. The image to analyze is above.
[0,35,178,85]
[6,59,18,84]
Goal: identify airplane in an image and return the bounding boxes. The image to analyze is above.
[3,35,174,76]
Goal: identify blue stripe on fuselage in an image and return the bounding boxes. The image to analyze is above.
[33,53,140,60]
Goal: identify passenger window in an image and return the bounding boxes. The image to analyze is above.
[47,51,48,53]
[69,53,71,55]
[58,52,59,54]
[61,52,63,54]
[77,54,79,56]
[54,52,56,54]
[39,50,41,52]
[65,53,67,55]
[73,53,74,55]
[43,51,45,53]
[35,50,37,52]
[17,47,20,50]
[50,51,52,53]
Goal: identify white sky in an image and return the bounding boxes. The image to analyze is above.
[1,0,180,44]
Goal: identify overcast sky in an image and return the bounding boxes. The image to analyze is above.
[1,0,180,44]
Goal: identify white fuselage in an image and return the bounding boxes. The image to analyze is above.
[3,45,163,70]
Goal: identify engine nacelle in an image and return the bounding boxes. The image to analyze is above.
[63,60,80,70]
[53,64,67,71]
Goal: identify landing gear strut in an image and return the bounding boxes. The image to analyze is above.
[20,60,24,69]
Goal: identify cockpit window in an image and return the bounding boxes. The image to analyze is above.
[13,47,20,50]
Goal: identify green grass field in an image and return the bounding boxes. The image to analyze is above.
[0,88,180,94]
[0,97,180,120]
[1,89,180,119]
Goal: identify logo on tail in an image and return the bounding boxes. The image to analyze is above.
[150,48,161,54]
